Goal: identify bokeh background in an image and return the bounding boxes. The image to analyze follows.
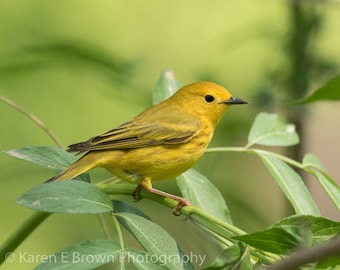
[1,1,339,269]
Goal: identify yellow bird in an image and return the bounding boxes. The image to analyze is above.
[46,82,248,214]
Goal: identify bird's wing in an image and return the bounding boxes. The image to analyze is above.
[67,113,200,153]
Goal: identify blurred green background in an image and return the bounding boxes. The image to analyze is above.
[1,1,340,269]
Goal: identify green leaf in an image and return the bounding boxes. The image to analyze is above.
[124,248,168,270]
[125,248,195,270]
[256,152,319,215]
[247,113,299,147]
[152,69,182,104]
[35,240,122,270]
[4,145,89,182]
[112,200,151,220]
[303,153,340,210]
[15,181,113,214]
[303,153,327,172]
[234,215,340,259]
[233,225,303,255]
[203,242,251,270]
[176,169,232,223]
[116,212,193,270]
[274,215,340,246]
[295,76,340,104]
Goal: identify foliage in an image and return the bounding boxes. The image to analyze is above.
[1,71,340,269]
[294,76,340,104]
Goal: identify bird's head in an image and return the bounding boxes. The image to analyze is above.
[171,81,249,127]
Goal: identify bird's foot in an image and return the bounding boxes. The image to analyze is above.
[132,185,143,202]
[172,198,192,216]
[132,180,192,215]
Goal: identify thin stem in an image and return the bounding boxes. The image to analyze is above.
[187,205,246,237]
[97,214,113,240]
[206,146,307,171]
[111,214,126,270]
[0,95,64,148]
[191,219,234,247]
[0,211,50,265]
[97,183,245,237]
[250,148,305,170]
[97,182,280,264]
[97,183,242,236]
[111,215,125,250]
[205,146,247,153]
[188,209,279,263]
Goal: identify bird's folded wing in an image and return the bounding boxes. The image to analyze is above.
[67,115,200,153]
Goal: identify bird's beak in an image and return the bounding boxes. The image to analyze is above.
[221,96,249,105]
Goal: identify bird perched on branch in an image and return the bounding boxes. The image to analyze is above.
[46,81,249,214]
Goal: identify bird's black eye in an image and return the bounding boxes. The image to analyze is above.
[205,95,215,103]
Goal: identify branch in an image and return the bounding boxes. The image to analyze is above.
[267,236,340,270]
[97,182,280,264]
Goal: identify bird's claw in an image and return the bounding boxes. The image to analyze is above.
[132,185,143,202]
[172,199,192,216]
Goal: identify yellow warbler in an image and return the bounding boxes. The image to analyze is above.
[46,82,248,214]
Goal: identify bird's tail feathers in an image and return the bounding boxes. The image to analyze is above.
[45,158,94,183]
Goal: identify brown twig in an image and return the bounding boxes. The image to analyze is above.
[267,237,340,270]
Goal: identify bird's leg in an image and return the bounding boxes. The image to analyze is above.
[132,178,192,215]
[149,188,192,216]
